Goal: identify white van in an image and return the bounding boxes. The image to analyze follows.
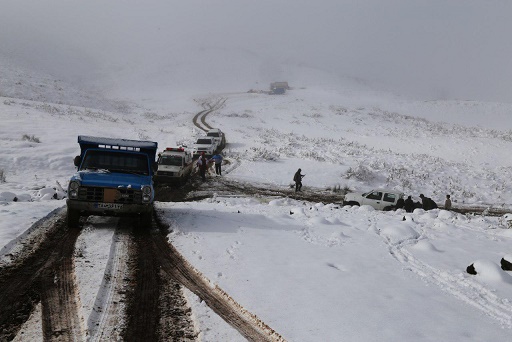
[155,147,193,184]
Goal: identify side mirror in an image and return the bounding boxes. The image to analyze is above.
[73,156,81,167]
[152,162,158,172]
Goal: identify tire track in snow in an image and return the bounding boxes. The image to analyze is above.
[192,109,210,132]
[0,210,76,341]
[152,216,285,342]
[192,97,226,132]
[87,225,134,341]
[373,214,512,328]
[40,220,84,341]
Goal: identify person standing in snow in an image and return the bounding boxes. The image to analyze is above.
[293,168,305,192]
[395,197,405,210]
[404,195,415,213]
[196,152,208,181]
[445,194,452,210]
[209,154,223,176]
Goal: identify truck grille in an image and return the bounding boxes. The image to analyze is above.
[77,186,142,203]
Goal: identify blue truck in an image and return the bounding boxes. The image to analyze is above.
[66,136,158,227]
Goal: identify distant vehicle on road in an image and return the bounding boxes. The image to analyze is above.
[206,128,226,149]
[155,147,193,184]
[192,137,217,157]
[343,189,404,211]
[270,81,290,95]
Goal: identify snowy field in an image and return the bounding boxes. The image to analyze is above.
[1,0,512,339]
[1,77,512,340]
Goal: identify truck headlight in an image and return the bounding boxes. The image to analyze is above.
[68,181,80,199]
[141,185,152,202]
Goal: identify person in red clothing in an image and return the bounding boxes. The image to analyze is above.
[196,152,208,181]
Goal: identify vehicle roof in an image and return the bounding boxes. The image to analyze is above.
[207,128,221,133]
[196,136,214,142]
[368,189,404,194]
[161,150,187,155]
[78,135,157,149]
[78,135,158,161]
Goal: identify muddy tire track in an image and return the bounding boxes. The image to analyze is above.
[157,267,198,341]
[150,217,284,342]
[39,221,83,341]
[123,222,160,341]
[0,210,82,341]
[123,216,198,341]
[192,109,210,132]
[182,176,344,205]
[192,98,226,132]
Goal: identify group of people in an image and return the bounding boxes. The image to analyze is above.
[396,194,452,212]
[196,152,223,181]
[198,162,454,213]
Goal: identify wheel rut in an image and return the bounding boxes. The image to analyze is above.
[0,210,83,341]
[39,222,83,341]
[151,216,284,342]
[119,215,199,341]
[87,222,134,341]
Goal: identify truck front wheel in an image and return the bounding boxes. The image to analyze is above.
[67,208,80,228]
[139,211,153,228]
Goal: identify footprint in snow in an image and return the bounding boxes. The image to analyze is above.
[326,263,346,271]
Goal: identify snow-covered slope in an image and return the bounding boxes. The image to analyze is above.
[1,1,512,340]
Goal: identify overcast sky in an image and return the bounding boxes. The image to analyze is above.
[1,0,511,102]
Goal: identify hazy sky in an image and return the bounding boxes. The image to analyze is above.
[1,0,511,102]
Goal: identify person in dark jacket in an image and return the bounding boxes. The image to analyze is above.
[395,197,405,210]
[419,194,438,210]
[293,168,305,192]
[209,154,223,175]
[404,196,415,213]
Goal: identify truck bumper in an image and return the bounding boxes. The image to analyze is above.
[154,174,182,183]
[66,199,153,216]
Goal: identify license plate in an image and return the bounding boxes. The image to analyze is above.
[96,203,123,210]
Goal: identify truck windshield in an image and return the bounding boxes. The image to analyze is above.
[196,139,212,145]
[207,132,219,137]
[81,150,149,175]
[159,155,183,166]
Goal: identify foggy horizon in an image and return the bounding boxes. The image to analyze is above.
[1,0,511,103]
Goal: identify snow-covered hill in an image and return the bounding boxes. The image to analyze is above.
[1,71,512,340]
[1,1,512,340]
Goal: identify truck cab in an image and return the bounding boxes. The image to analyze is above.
[66,136,158,227]
[155,147,193,184]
